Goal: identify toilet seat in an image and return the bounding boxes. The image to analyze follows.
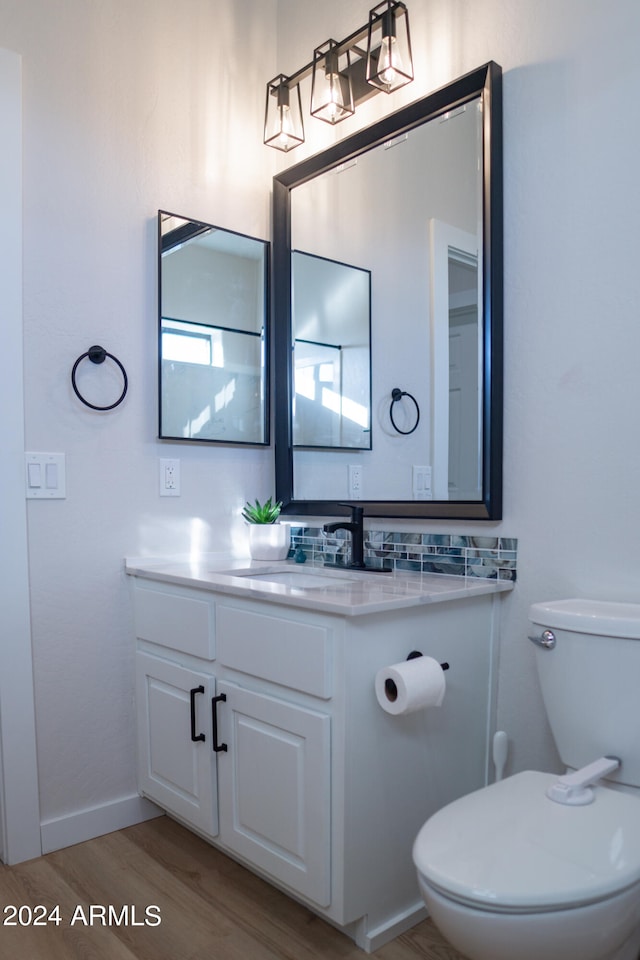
[413,771,640,913]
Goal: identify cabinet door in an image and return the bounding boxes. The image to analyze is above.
[217,681,330,907]
[135,651,218,837]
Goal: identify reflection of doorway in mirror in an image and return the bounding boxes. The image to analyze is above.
[448,255,481,499]
[429,220,482,501]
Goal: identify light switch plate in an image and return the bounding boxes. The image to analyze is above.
[25,452,66,499]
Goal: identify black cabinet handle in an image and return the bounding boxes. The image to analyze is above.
[189,685,205,742]
[212,693,228,752]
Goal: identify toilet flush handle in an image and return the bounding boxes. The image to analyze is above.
[528,629,556,650]
[546,755,621,806]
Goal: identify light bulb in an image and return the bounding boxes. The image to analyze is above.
[326,74,342,122]
[277,105,295,149]
[311,49,352,125]
[378,35,403,88]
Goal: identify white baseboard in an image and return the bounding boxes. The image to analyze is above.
[40,794,164,855]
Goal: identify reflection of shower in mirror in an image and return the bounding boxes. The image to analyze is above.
[291,251,371,451]
[158,211,270,446]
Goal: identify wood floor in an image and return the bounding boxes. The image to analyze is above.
[0,816,464,960]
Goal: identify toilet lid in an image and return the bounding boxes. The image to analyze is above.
[413,771,640,912]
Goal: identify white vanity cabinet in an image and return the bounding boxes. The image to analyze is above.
[130,568,505,952]
[133,580,332,908]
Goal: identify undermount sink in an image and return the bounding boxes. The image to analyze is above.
[245,571,357,588]
[217,565,391,590]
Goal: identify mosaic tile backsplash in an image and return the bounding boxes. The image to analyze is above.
[288,527,517,581]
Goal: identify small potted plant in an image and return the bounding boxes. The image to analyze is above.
[242,497,290,560]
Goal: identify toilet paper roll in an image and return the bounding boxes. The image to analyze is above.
[375,656,446,715]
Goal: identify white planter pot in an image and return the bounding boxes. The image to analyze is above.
[248,523,291,561]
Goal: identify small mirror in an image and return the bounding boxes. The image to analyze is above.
[158,211,269,445]
[292,251,371,449]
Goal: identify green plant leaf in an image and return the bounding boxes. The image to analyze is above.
[242,497,283,524]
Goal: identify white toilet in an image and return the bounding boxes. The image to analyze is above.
[413,598,640,960]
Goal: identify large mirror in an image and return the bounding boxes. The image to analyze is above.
[158,211,269,445]
[273,62,502,519]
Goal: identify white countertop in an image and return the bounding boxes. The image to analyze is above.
[125,555,513,617]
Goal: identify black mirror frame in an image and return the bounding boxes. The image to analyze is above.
[273,61,503,519]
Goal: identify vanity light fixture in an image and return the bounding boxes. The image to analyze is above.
[263,1,413,152]
[263,74,305,152]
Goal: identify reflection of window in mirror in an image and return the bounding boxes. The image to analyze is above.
[162,320,223,367]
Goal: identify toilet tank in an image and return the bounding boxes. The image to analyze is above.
[529,598,640,788]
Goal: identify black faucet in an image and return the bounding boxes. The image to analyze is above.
[323,504,366,569]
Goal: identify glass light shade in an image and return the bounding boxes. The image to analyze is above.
[264,75,304,152]
[366,1,414,93]
[310,40,354,125]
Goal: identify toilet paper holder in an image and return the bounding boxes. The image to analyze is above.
[407,650,450,670]
[382,651,450,704]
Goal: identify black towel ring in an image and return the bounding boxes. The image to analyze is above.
[389,387,420,435]
[71,345,128,411]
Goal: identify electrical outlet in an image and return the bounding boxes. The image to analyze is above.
[348,464,363,500]
[160,458,180,496]
[412,465,432,500]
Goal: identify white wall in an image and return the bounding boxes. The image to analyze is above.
[2,0,278,853]
[0,47,41,865]
[276,0,640,777]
